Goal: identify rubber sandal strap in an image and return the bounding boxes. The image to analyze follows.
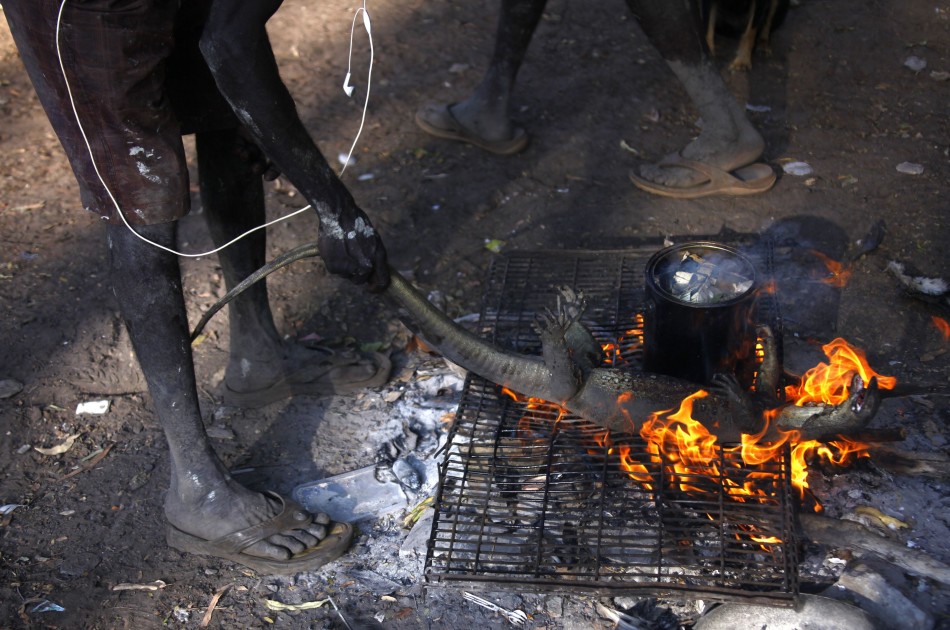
[210,492,312,555]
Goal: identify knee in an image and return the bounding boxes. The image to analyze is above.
[107,221,179,273]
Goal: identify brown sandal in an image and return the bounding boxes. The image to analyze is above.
[629,154,776,199]
[166,492,353,575]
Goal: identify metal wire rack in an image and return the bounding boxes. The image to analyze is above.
[425,243,798,603]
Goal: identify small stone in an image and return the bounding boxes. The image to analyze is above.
[904,56,927,72]
[399,509,433,560]
[782,161,813,176]
[830,561,934,630]
[0,379,23,399]
[693,594,874,630]
[205,425,236,440]
[896,161,924,175]
[172,607,190,623]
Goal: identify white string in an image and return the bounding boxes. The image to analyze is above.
[54,0,373,258]
[339,2,373,176]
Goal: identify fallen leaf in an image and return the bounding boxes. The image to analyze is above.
[201,583,233,627]
[619,139,640,156]
[264,598,329,612]
[896,161,924,175]
[483,238,505,253]
[361,340,387,353]
[60,442,114,481]
[34,433,81,456]
[854,505,909,530]
[112,580,167,592]
[838,174,859,187]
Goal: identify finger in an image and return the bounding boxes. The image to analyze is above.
[366,244,391,292]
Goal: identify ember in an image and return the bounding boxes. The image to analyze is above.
[932,315,950,342]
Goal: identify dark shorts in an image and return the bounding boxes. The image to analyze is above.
[3,0,237,225]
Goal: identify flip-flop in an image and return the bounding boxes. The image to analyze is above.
[629,155,776,199]
[222,348,391,408]
[414,102,529,155]
[166,492,352,575]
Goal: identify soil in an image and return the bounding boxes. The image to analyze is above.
[1,1,948,628]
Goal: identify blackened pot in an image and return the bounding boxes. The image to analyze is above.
[642,242,757,389]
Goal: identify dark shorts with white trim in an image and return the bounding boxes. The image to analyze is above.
[3,0,237,225]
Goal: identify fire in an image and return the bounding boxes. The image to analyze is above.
[785,338,897,406]
[502,333,894,537]
[786,437,871,511]
[601,314,645,365]
[502,386,565,436]
[810,250,852,288]
[933,316,950,342]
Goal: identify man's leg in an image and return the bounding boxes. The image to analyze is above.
[194,129,284,393]
[625,0,767,189]
[108,221,345,564]
[414,0,546,153]
[194,128,390,407]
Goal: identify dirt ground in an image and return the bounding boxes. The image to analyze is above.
[1,0,948,628]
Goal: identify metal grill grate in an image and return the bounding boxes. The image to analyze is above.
[424,244,798,602]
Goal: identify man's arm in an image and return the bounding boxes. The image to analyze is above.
[200,0,388,290]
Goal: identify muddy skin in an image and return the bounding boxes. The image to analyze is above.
[627,0,765,187]
[201,0,388,290]
[637,59,765,188]
[446,0,545,144]
[108,223,328,561]
[98,0,390,565]
[196,128,288,393]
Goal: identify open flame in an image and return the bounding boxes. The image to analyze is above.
[785,338,897,406]
[601,314,645,365]
[810,250,852,288]
[933,316,950,342]
[502,332,896,542]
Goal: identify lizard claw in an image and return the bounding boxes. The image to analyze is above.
[555,286,587,322]
[709,372,745,405]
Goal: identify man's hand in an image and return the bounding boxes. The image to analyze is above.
[317,202,390,292]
